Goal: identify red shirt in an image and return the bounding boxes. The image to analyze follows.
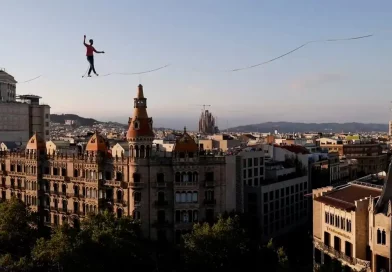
[85,43,97,56]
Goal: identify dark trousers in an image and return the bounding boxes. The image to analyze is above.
[87,56,97,75]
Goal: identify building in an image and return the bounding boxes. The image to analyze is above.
[343,144,387,176]
[389,121,392,136]
[225,149,265,213]
[198,110,218,134]
[316,138,344,156]
[0,74,50,143]
[0,69,17,102]
[0,85,230,243]
[198,134,241,152]
[312,169,392,271]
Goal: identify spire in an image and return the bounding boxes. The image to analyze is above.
[126,85,154,140]
[184,126,187,133]
[376,161,392,212]
[137,84,145,99]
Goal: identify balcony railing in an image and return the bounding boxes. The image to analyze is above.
[152,182,167,188]
[43,174,65,181]
[8,171,26,176]
[104,180,121,186]
[203,199,216,205]
[70,177,84,183]
[314,240,370,268]
[174,182,198,187]
[204,181,214,187]
[129,182,144,189]
[154,200,169,207]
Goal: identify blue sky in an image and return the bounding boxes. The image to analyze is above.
[1,0,391,129]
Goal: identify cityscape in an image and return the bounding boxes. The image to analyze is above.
[1,1,392,272]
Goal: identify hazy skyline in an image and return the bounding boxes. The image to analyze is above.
[1,0,392,130]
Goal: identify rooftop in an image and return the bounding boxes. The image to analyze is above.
[315,182,382,211]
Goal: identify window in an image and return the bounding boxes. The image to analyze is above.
[175,192,180,202]
[263,193,268,202]
[192,192,198,202]
[254,157,258,166]
[248,158,252,167]
[377,229,381,244]
[133,173,141,183]
[243,159,246,168]
[157,173,164,183]
[325,212,329,223]
[382,230,386,245]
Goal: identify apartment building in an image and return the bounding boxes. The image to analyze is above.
[343,144,387,175]
[243,145,309,240]
[312,169,392,272]
[316,138,344,156]
[0,85,230,243]
[0,69,17,102]
[225,149,265,213]
[0,91,50,143]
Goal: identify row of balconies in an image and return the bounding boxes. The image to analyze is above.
[314,240,370,268]
[154,199,216,207]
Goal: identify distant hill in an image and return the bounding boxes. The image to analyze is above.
[228,122,387,133]
[50,114,103,126]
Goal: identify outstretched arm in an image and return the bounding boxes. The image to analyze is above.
[93,48,105,54]
[83,35,87,46]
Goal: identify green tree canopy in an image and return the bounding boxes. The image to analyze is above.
[183,215,289,272]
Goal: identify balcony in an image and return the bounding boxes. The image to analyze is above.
[314,240,370,269]
[203,199,216,205]
[104,180,121,186]
[70,177,85,183]
[8,171,26,177]
[50,191,66,196]
[152,182,167,188]
[204,181,214,187]
[43,174,65,181]
[68,210,81,216]
[174,182,198,188]
[152,220,172,228]
[0,170,7,175]
[129,182,144,189]
[114,200,128,207]
[154,200,169,207]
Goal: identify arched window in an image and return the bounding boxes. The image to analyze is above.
[140,145,145,158]
[192,192,198,202]
[175,172,181,183]
[181,192,186,203]
[129,145,134,157]
[61,183,66,194]
[186,192,192,202]
[117,190,123,202]
[134,192,141,204]
[157,173,164,183]
[74,169,78,177]
[74,185,79,196]
[181,172,188,182]
[146,146,150,158]
[133,210,141,220]
[158,191,165,202]
[188,210,193,222]
[193,172,198,182]
[193,210,199,222]
[133,173,141,183]
[182,211,188,222]
[187,172,192,182]
[135,145,139,158]
[86,187,91,198]
[377,229,381,244]
[175,192,181,202]
[382,230,386,245]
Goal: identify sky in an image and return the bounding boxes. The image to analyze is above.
[1,0,392,130]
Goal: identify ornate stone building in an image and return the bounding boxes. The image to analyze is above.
[313,166,392,271]
[0,85,228,242]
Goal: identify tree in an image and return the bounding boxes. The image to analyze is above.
[31,211,154,271]
[0,197,36,270]
[183,216,289,271]
[31,223,78,271]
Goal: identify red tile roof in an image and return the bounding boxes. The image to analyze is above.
[276,144,310,154]
[315,184,381,211]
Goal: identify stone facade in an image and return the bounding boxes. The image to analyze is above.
[0,85,228,243]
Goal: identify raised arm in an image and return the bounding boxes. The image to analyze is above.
[83,35,87,46]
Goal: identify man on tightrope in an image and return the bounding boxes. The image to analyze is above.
[83,35,105,77]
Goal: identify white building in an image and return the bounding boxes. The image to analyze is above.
[225,150,265,213]
[0,69,17,102]
[0,71,50,143]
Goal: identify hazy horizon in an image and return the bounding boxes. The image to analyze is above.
[2,0,392,126]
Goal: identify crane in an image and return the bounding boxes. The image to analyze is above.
[190,104,211,112]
